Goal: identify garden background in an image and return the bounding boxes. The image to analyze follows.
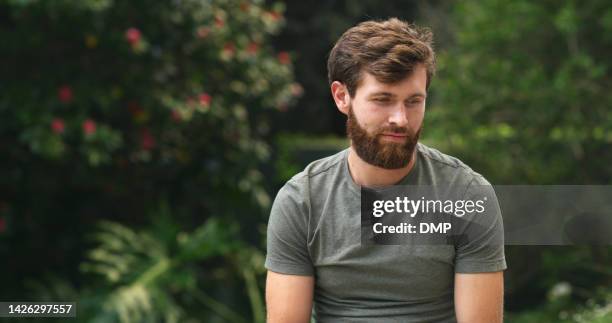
[1,0,611,322]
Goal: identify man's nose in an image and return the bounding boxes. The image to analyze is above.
[388,105,409,127]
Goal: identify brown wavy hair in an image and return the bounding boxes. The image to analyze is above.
[327,18,436,97]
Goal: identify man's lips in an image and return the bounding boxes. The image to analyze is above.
[380,133,408,143]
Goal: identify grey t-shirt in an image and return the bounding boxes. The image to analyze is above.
[265,143,507,322]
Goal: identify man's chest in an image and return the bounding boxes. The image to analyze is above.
[307,196,457,302]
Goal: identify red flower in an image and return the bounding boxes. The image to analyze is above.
[278,51,290,65]
[51,118,65,134]
[82,119,96,135]
[125,27,141,45]
[141,128,156,150]
[197,26,210,39]
[223,42,235,56]
[215,16,225,28]
[58,85,73,103]
[268,11,282,21]
[247,42,259,55]
[0,216,5,233]
[199,93,212,106]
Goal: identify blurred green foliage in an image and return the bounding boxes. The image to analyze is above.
[428,0,612,184]
[0,0,299,321]
[425,0,612,321]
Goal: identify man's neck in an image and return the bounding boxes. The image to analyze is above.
[347,146,417,188]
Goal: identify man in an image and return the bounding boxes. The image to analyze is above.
[265,18,506,323]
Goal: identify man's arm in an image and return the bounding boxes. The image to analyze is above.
[454,271,504,323]
[266,270,314,323]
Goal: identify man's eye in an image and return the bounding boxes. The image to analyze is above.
[408,100,422,106]
[374,98,391,104]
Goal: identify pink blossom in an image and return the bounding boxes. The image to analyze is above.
[215,16,225,28]
[199,93,212,106]
[51,118,65,134]
[82,119,96,135]
[125,28,141,44]
[197,26,210,39]
[58,85,73,103]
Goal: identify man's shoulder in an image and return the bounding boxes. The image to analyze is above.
[417,142,471,170]
[286,148,348,185]
[274,148,348,205]
[417,142,491,186]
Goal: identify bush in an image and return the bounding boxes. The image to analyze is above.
[0,0,300,321]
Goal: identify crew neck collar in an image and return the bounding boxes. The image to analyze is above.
[343,144,421,195]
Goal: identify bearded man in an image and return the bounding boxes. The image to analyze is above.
[265,18,506,323]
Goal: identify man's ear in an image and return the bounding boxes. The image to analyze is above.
[330,81,351,115]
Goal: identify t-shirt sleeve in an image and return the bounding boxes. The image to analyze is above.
[264,179,314,276]
[454,175,507,273]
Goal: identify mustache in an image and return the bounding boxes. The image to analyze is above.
[376,125,411,135]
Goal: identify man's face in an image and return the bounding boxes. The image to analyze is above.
[346,65,427,169]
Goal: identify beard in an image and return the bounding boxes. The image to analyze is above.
[347,106,422,169]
